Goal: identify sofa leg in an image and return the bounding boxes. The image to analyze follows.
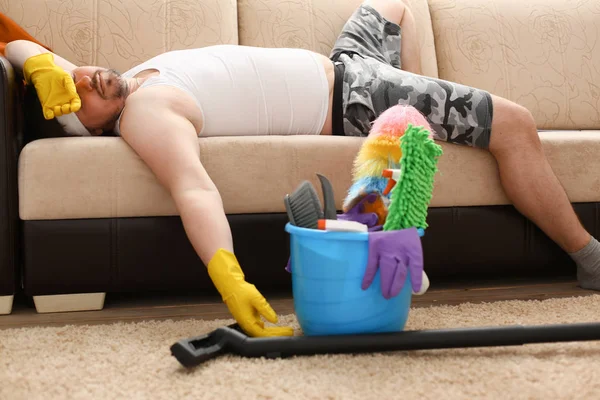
[0,295,14,315]
[33,293,106,313]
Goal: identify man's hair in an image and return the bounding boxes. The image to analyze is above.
[22,84,69,142]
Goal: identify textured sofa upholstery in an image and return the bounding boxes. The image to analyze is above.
[1,0,599,313]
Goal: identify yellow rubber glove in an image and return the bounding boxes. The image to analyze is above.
[23,53,81,120]
[207,248,294,337]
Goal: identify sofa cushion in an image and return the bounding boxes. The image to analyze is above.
[18,131,600,220]
[238,0,440,79]
[428,0,600,130]
[3,0,239,73]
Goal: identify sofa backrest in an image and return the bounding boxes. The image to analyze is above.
[428,0,600,130]
[2,0,240,73]
[3,0,599,130]
[237,0,440,78]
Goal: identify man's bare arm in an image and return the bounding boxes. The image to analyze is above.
[119,89,295,337]
[119,90,233,265]
[5,39,78,73]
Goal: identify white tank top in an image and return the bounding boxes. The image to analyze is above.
[114,45,330,136]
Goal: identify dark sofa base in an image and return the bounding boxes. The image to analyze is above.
[22,203,597,297]
[0,57,19,303]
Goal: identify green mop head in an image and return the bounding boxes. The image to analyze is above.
[383,124,443,231]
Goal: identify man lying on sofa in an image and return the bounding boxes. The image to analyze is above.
[6,0,600,337]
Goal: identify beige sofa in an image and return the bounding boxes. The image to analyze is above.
[1,0,599,314]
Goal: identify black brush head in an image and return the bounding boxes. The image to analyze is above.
[284,181,323,228]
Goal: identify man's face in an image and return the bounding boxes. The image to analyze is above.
[72,66,128,135]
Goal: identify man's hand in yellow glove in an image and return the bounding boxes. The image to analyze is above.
[207,248,294,337]
[23,53,81,120]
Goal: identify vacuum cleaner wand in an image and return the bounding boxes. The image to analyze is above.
[171,322,600,368]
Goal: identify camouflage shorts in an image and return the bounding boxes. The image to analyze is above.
[329,4,494,149]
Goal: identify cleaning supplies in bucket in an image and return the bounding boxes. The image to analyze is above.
[286,222,415,335]
[283,175,422,335]
[283,105,442,335]
[284,174,370,232]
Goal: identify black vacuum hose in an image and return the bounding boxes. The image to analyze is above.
[171,322,600,367]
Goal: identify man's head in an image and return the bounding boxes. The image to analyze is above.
[24,66,129,140]
[70,66,129,135]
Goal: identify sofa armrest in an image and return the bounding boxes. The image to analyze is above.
[0,54,21,301]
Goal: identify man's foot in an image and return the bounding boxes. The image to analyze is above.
[569,236,600,290]
[578,265,600,290]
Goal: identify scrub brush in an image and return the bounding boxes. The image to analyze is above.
[284,180,324,229]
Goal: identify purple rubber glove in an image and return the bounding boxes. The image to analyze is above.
[364,227,424,299]
[339,193,381,231]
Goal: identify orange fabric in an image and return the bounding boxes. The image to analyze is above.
[358,194,388,226]
[0,12,51,56]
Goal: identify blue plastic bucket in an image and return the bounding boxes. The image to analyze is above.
[285,223,418,336]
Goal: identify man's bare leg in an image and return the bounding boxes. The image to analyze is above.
[357,0,600,289]
[488,95,600,289]
[365,0,591,251]
[365,0,422,74]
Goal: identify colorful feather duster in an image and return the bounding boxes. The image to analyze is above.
[343,105,434,225]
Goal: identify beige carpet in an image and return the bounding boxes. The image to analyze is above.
[2,295,600,400]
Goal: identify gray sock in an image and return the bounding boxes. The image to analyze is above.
[569,236,600,290]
